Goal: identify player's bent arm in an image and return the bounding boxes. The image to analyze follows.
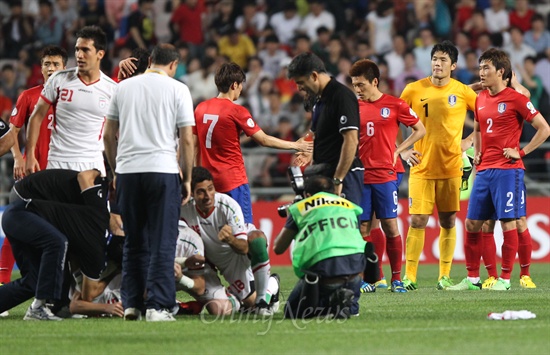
[69,290,124,317]
[179,126,194,205]
[273,227,296,255]
[395,121,425,156]
[0,127,15,157]
[520,114,550,156]
[473,121,482,165]
[9,125,25,179]
[103,119,119,173]
[461,131,474,152]
[81,275,109,302]
[333,129,358,181]
[251,129,312,152]
[25,98,50,172]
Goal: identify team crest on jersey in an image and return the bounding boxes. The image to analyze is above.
[380,107,390,119]
[448,95,457,107]
[0,120,5,130]
[99,97,107,109]
[247,118,255,127]
[498,103,507,113]
[340,115,348,124]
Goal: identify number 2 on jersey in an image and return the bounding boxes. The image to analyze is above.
[486,118,493,133]
[203,114,219,149]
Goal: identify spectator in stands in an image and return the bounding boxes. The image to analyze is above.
[454,49,479,85]
[248,77,276,134]
[244,56,270,97]
[363,0,394,57]
[535,49,550,100]
[394,51,424,95]
[463,9,487,50]
[2,1,34,59]
[35,0,63,47]
[281,92,306,132]
[453,0,476,35]
[207,0,235,42]
[258,35,287,79]
[385,35,407,80]
[125,0,155,50]
[269,1,301,47]
[170,0,205,57]
[174,42,190,82]
[524,14,550,56]
[292,34,312,56]
[335,56,352,87]
[0,87,13,121]
[274,57,298,104]
[505,26,536,82]
[352,40,374,62]
[79,0,113,42]
[299,0,335,43]
[185,57,218,106]
[325,36,347,76]
[413,0,435,30]
[484,0,509,35]
[0,64,21,103]
[235,0,268,43]
[414,28,436,77]
[311,26,331,64]
[509,0,535,33]
[455,31,472,70]
[476,32,493,57]
[54,0,79,49]
[519,56,545,111]
[218,25,256,68]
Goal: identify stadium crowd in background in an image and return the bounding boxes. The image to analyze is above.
[0,0,549,193]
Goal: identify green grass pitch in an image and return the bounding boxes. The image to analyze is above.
[1,263,549,354]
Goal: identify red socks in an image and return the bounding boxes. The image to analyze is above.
[518,229,532,277]
[500,229,519,279]
[386,235,403,282]
[0,238,15,284]
[465,231,482,278]
[481,232,498,278]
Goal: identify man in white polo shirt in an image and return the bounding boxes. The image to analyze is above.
[25,26,117,176]
[104,43,195,322]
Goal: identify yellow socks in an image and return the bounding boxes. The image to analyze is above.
[405,227,425,283]
[439,226,456,279]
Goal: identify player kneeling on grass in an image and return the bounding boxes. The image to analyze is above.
[173,223,243,315]
[274,175,372,319]
[180,167,280,315]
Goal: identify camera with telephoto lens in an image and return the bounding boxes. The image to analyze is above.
[277,166,305,218]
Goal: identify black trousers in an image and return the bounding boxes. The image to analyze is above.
[0,200,68,312]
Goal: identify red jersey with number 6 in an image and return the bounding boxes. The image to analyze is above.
[359,95,419,184]
[10,85,53,170]
[475,87,538,171]
[194,98,261,192]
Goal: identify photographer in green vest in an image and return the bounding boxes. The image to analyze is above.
[274,175,370,319]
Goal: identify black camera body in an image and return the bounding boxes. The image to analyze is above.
[277,166,305,218]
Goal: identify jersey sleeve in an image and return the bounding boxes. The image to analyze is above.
[226,198,248,240]
[106,85,120,121]
[399,83,413,105]
[41,71,62,105]
[397,100,420,127]
[0,120,9,138]
[464,85,477,112]
[337,91,360,132]
[176,83,195,128]
[517,97,539,123]
[10,90,30,128]
[235,105,261,137]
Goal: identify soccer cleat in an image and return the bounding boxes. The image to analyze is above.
[360,280,376,293]
[489,278,511,291]
[269,273,281,313]
[175,301,204,315]
[23,305,62,321]
[520,275,536,289]
[390,280,407,293]
[436,276,454,290]
[374,277,388,289]
[124,307,142,321]
[482,276,497,289]
[446,278,481,291]
[146,308,176,322]
[0,311,8,317]
[402,276,418,291]
[255,299,274,316]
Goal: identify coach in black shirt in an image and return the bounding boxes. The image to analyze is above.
[288,52,363,206]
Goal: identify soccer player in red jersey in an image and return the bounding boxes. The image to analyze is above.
[9,46,68,179]
[194,62,312,223]
[449,48,550,291]
[349,59,426,293]
[0,46,68,292]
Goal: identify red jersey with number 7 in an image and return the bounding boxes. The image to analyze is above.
[194,98,261,192]
[10,85,53,170]
[475,87,538,171]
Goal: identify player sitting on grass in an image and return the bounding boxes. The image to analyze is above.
[180,167,280,315]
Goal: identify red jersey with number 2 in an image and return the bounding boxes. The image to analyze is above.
[10,85,53,170]
[194,98,261,192]
[475,87,538,171]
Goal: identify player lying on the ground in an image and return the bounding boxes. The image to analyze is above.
[180,167,280,315]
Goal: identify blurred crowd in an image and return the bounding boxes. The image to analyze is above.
[1,0,549,195]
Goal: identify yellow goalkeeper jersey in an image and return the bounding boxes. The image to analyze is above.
[400,77,477,179]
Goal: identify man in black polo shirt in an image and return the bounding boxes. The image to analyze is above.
[0,119,14,156]
[288,52,363,206]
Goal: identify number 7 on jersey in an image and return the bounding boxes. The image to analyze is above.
[203,114,219,149]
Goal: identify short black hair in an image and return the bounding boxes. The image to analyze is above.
[304,175,335,195]
[192,167,214,191]
[76,26,107,52]
[215,62,246,93]
[41,45,68,66]
[130,47,151,76]
[150,44,179,65]
[431,40,458,65]
[287,52,326,79]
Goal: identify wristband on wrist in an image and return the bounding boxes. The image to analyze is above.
[519,149,526,158]
[178,275,195,290]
